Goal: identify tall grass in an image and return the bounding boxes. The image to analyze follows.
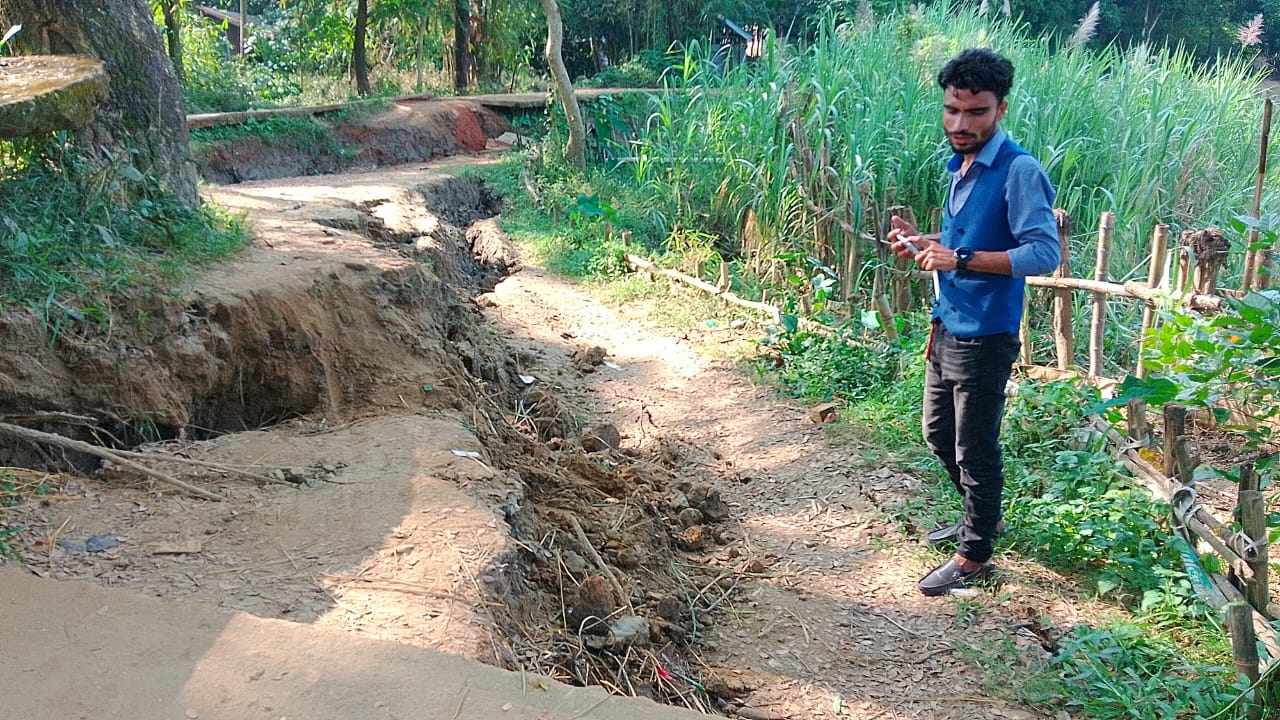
[631,5,1277,296]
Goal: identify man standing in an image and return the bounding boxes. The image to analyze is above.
[888,49,1061,596]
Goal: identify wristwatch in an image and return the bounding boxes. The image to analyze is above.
[955,247,974,272]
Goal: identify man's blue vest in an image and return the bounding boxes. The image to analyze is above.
[932,136,1030,338]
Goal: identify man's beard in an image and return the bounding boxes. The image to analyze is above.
[948,129,993,154]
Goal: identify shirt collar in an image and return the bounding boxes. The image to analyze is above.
[946,127,1008,174]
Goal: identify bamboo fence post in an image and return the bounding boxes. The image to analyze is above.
[1135,224,1170,379]
[1131,224,1172,440]
[1175,247,1192,295]
[1173,436,1197,486]
[1052,209,1074,371]
[1228,602,1262,720]
[1019,288,1032,365]
[1162,404,1187,478]
[1244,99,1273,292]
[1088,212,1114,377]
[1239,462,1269,615]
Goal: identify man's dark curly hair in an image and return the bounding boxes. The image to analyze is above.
[937,48,1015,101]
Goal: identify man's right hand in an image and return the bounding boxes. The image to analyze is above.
[888,215,947,260]
[888,215,925,259]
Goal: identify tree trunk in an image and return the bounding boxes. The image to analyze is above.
[160,1,183,81]
[0,0,198,206]
[237,0,246,55]
[353,0,371,95]
[540,0,585,170]
[453,0,471,93]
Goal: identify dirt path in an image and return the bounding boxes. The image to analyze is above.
[484,266,1104,719]
[1,156,1109,719]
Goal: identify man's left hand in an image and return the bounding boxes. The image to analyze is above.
[915,245,958,272]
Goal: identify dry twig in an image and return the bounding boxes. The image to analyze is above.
[0,422,223,501]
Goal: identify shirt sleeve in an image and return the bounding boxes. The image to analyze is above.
[1004,155,1061,278]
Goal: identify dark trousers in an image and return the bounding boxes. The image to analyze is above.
[922,322,1020,564]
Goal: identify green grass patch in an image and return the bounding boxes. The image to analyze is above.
[459,156,665,280]
[0,137,247,326]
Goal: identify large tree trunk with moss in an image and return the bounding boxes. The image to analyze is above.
[353,0,371,96]
[159,1,184,81]
[539,0,585,170]
[0,0,198,206]
[453,0,471,92]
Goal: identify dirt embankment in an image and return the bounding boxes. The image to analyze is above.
[192,99,511,185]
[0,173,509,458]
[0,162,732,712]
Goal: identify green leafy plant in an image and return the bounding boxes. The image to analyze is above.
[0,136,247,326]
[1026,623,1244,720]
[1109,281,1280,487]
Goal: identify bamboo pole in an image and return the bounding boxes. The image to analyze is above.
[1019,287,1032,365]
[1239,463,1269,614]
[907,272,1227,312]
[1088,212,1114,377]
[875,294,900,341]
[1214,575,1280,663]
[1175,248,1192,295]
[1127,225,1167,444]
[1135,224,1169,379]
[1244,99,1274,292]
[1228,603,1262,720]
[1052,210,1074,371]
[625,254,781,322]
[1187,515,1256,581]
[840,225,857,301]
[238,0,248,56]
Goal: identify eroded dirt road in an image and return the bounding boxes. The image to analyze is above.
[1,157,1108,719]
